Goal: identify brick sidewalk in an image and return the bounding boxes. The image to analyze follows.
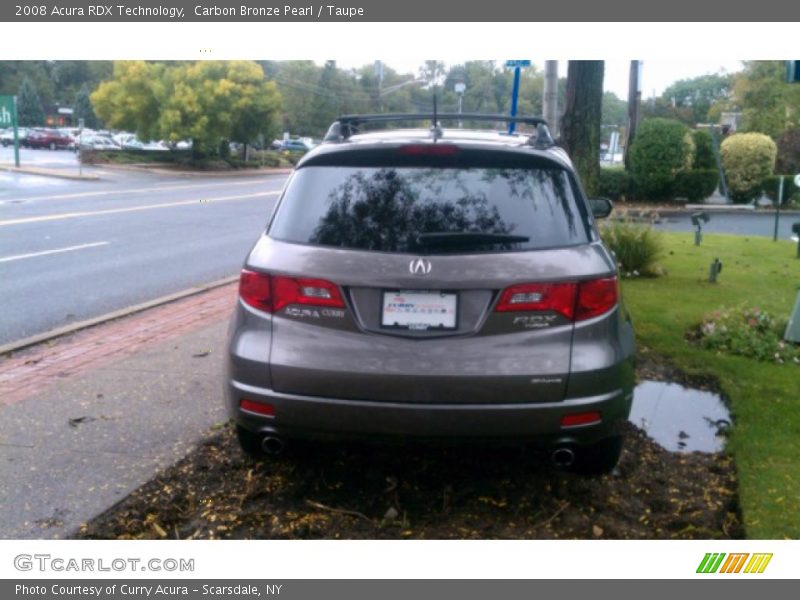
[0,283,237,407]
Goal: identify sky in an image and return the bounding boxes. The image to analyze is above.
[332,60,744,99]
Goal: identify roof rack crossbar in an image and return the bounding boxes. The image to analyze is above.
[323,113,554,148]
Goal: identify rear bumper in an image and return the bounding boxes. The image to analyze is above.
[227,380,633,445]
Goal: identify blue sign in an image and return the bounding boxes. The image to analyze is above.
[505,60,531,68]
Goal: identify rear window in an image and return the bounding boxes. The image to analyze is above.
[269,166,591,254]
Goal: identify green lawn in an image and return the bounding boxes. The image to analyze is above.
[621,232,800,539]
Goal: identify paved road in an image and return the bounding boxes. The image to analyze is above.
[0,159,288,345]
[655,211,800,241]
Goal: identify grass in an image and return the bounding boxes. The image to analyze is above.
[620,232,800,539]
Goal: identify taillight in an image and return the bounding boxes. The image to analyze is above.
[494,282,578,320]
[238,270,345,313]
[494,276,618,321]
[575,277,618,321]
[561,411,602,428]
[271,276,345,311]
[239,269,272,312]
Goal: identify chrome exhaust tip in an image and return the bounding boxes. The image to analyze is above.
[551,446,575,468]
[261,435,285,455]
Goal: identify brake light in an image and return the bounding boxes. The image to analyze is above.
[239,269,272,312]
[495,282,578,320]
[494,276,618,321]
[575,277,618,321]
[238,270,345,313]
[271,276,345,311]
[398,144,460,156]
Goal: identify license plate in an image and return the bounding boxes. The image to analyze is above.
[381,291,458,331]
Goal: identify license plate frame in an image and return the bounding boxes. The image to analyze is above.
[380,290,459,331]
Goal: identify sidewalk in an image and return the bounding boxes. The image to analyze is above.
[0,283,238,538]
[0,163,100,181]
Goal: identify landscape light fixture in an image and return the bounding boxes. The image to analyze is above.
[691,211,710,246]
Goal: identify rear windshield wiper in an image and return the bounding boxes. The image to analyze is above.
[416,231,530,246]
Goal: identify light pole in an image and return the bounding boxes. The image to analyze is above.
[454,81,466,128]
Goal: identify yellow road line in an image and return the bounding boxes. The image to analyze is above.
[0,191,279,227]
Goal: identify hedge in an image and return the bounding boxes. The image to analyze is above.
[720,133,777,204]
[629,118,694,202]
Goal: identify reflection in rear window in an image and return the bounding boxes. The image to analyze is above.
[269,166,590,253]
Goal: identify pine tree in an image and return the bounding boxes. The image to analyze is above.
[17,77,45,127]
[73,84,99,129]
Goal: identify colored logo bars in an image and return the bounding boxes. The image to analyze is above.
[697,553,773,574]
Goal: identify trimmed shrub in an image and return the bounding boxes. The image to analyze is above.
[599,219,665,278]
[720,133,777,203]
[761,175,800,205]
[692,129,717,170]
[598,167,632,202]
[674,169,719,202]
[629,118,694,202]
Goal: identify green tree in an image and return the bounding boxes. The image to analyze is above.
[92,61,282,156]
[733,61,800,139]
[661,73,733,124]
[72,84,100,130]
[17,77,45,127]
[561,61,604,195]
[602,91,627,127]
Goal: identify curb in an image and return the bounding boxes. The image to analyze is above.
[0,164,100,181]
[0,275,238,357]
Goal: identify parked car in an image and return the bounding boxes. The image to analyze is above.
[279,139,313,153]
[225,113,636,474]
[1,127,29,147]
[26,128,74,150]
[78,135,120,151]
[121,137,169,151]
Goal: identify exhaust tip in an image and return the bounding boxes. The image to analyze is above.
[552,446,575,468]
[261,435,285,455]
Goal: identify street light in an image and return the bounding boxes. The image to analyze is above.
[454,81,466,128]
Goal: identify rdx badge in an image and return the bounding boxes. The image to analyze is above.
[512,315,559,328]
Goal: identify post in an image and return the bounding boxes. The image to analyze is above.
[543,60,559,138]
[508,66,521,134]
[773,176,784,241]
[624,61,641,170]
[13,96,20,168]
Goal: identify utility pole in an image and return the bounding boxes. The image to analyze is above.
[543,60,559,138]
[624,60,642,170]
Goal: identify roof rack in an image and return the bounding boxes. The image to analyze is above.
[323,113,555,149]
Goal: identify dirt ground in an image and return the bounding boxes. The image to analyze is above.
[76,358,742,540]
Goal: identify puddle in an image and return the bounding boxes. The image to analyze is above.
[629,380,731,453]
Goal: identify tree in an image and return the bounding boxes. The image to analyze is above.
[72,84,100,130]
[92,61,282,156]
[602,91,627,127]
[560,61,604,195]
[17,77,45,127]
[733,61,800,139]
[661,73,732,125]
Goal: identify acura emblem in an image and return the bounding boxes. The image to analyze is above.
[409,258,432,275]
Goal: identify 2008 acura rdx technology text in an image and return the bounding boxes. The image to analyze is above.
[225,113,635,474]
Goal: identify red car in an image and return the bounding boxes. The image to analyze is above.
[25,129,73,150]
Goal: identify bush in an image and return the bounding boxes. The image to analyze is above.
[761,175,800,205]
[696,305,799,365]
[597,167,632,202]
[629,118,694,202]
[599,218,665,277]
[674,169,719,202]
[720,133,777,203]
[776,128,800,175]
[692,129,716,170]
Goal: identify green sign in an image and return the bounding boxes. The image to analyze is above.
[0,94,20,167]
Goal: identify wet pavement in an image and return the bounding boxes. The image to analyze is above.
[630,380,731,453]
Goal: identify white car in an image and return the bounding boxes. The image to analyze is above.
[79,135,120,151]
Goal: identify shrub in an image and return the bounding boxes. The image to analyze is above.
[720,133,777,203]
[674,169,719,202]
[692,129,717,170]
[696,305,799,365]
[761,175,800,205]
[597,167,632,202]
[599,218,665,277]
[629,118,694,202]
[776,128,800,175]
